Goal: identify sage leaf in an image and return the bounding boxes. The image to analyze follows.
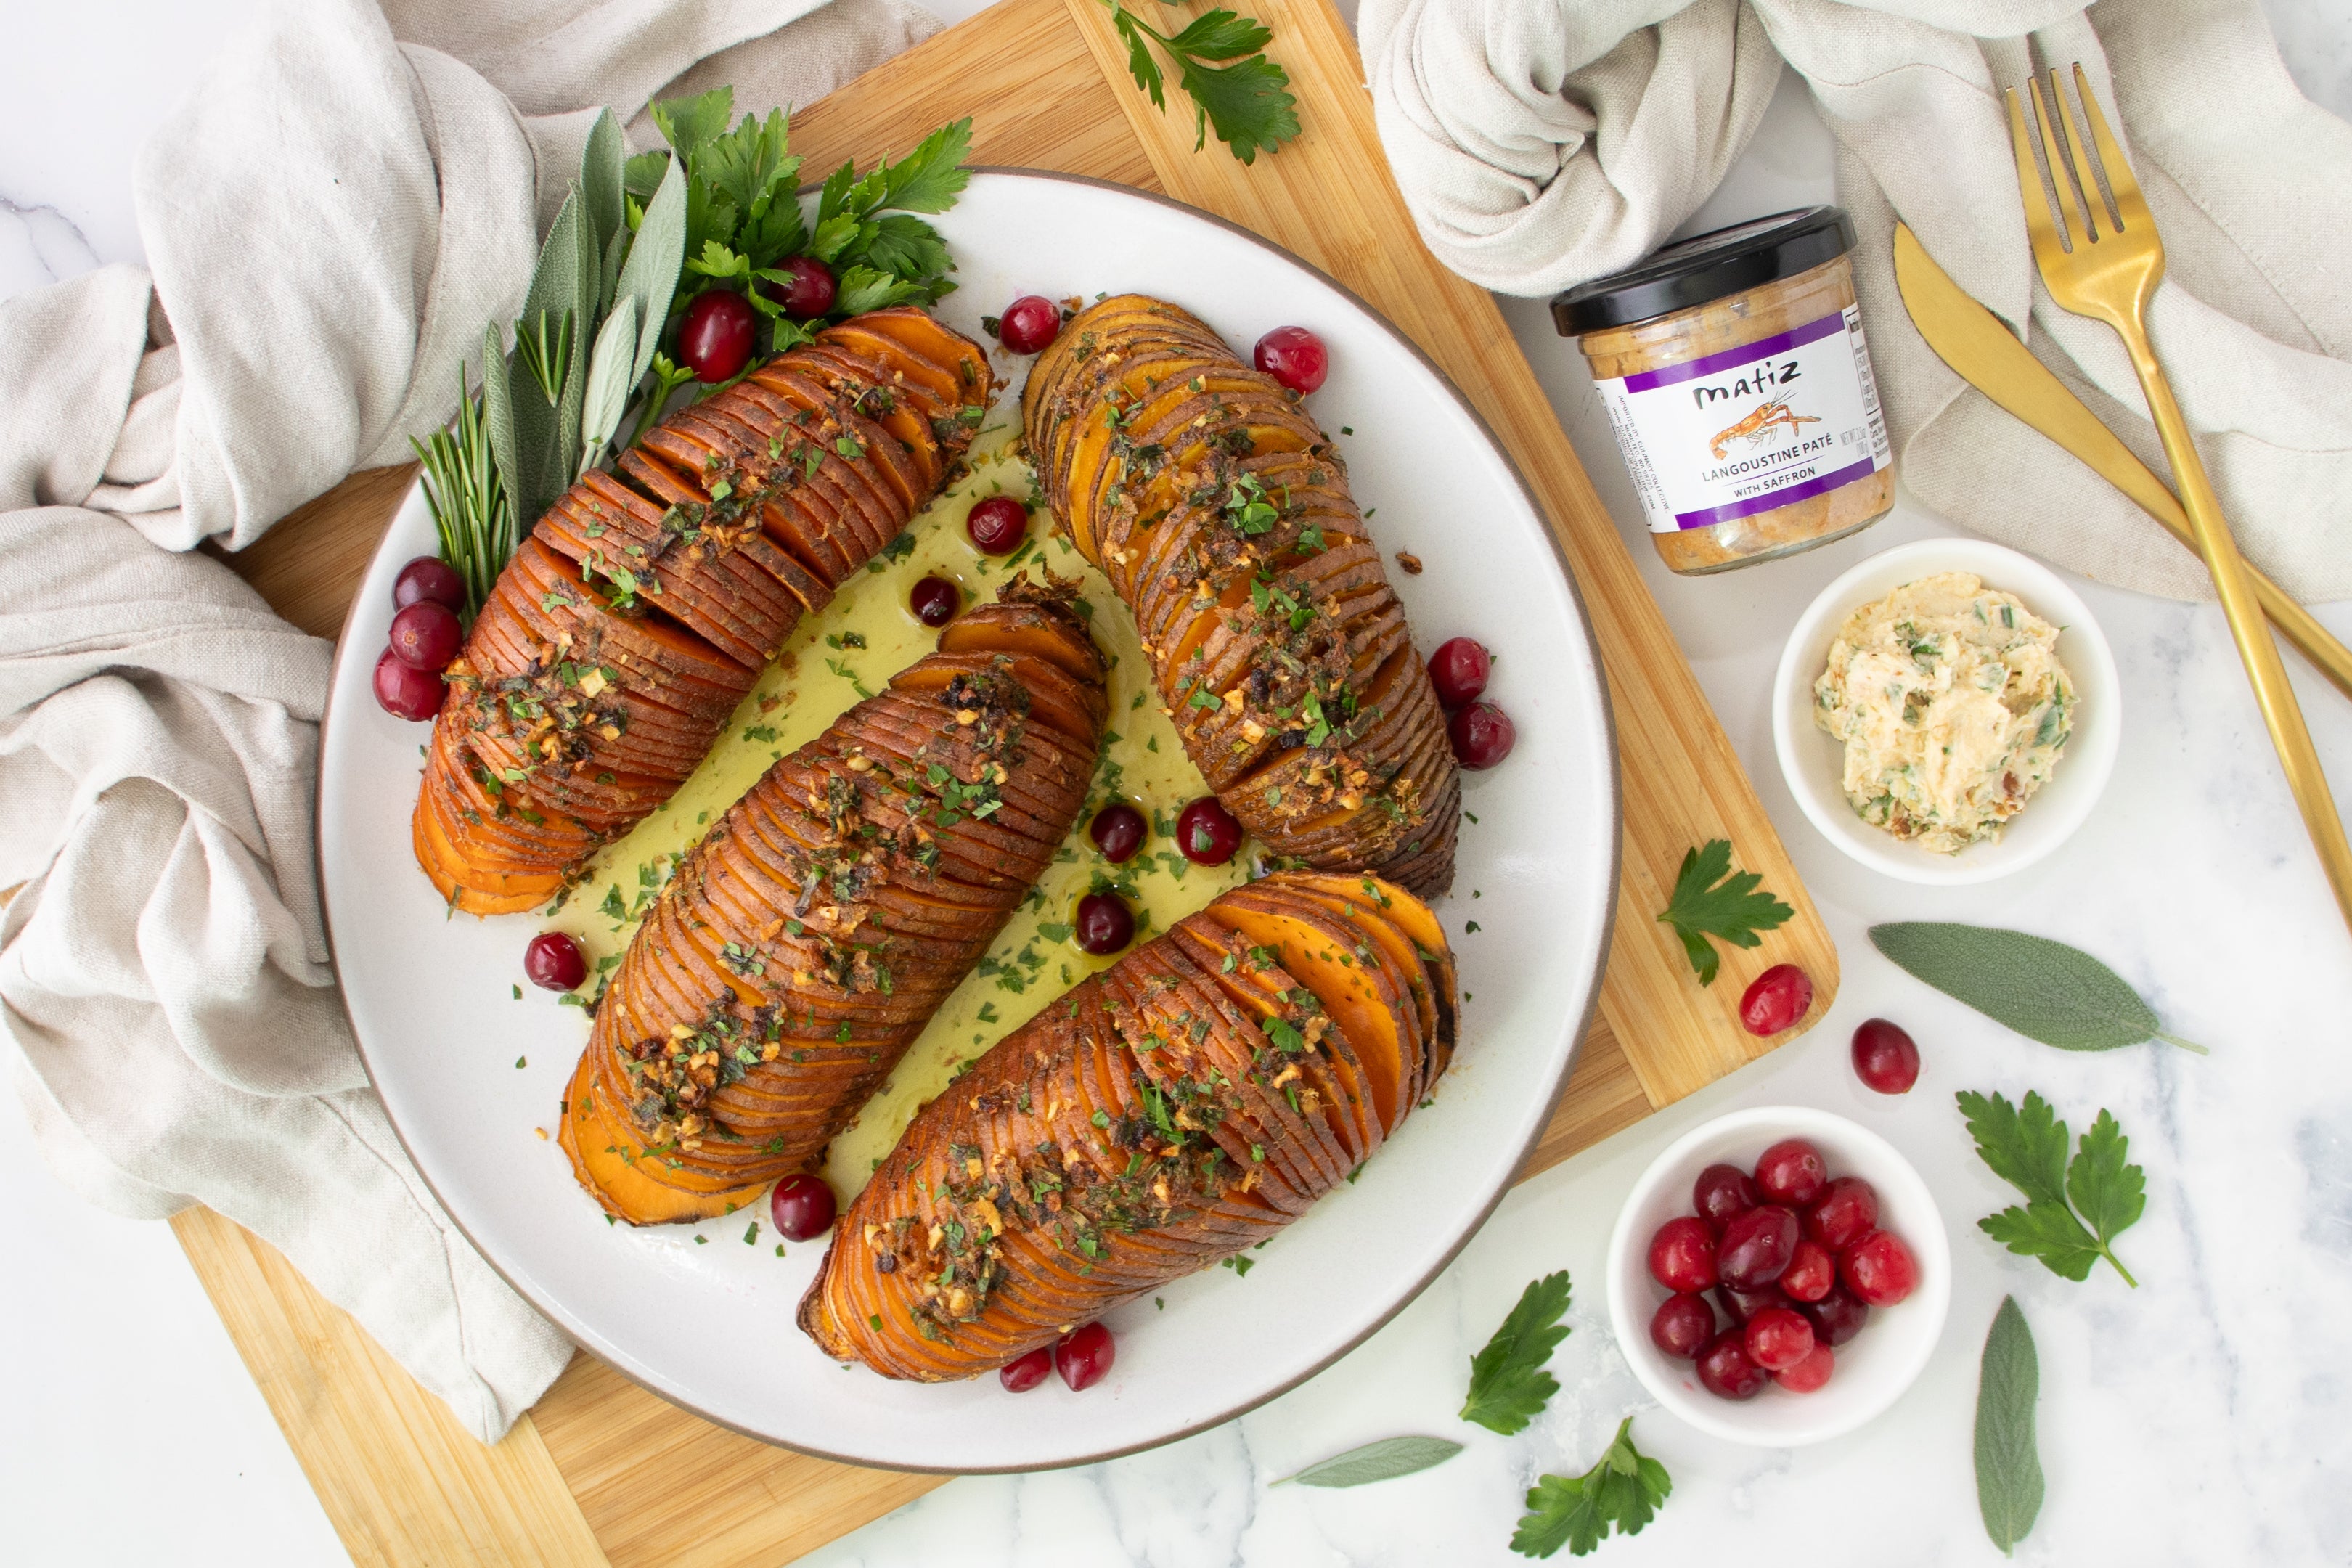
[579,108,626,258]
[481,321,520,533]
[1974,1297,2043,1555]
[1273,1435,1463,1489]
[1869,923,2205,1054]
[616,155,689,391]
[579,295,639,477]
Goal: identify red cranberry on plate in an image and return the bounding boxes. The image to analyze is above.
[1715,1203,1798,1291]
[523,931,586,992]
[1088,803,1147,863]
[1851,1017,1922,1094]
[373,648,445,721]
[1055,1322,1115,1390]
[1774,1341,1836,1394]
[999,1345,1053,1393]
[1074,891,1135,955]
[1253,326,1328,394]
[1649,1291,1716,1359]
[1777,1239,1837,1304]
[1426,637,1490,710]
[1839,1228,1919,1307]
[910,576,961,628]
[1695,1329,1768,1400]
[393,555,465,613]
[1448,701,1515,769]
[1176,796,1244,865]
[1754,1137,1829,1207]
[1647,1215,1718,1294]
[759,256,837,318]
[1798,1282,1871,1347]
[1738,963,1813,1036]
[1692,1162,1759,1233]
[998,295,1062,355]
[388,600,462,671]
[769,1173,838,1241]
[679,288,758,383]
[965,495,1029,555]
[1803,1176,1880,1253]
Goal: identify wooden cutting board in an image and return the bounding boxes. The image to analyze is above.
[174,1,1840,1562]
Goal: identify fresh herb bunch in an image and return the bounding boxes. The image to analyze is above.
[1511,1418,1673,1559]
[1461,1270,1573,1435]
[1101,1,1301,164]
[411,370,512,620]
[1957,1089,2146,1286]
[1657,839,1794,986]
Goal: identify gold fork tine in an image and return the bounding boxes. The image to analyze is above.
[2070,62,2148,231]
[2028,75,2093,246]
[2045,69,2114,239]
[2005,86,2067,256]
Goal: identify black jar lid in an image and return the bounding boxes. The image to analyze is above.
[1550,207,1855,336]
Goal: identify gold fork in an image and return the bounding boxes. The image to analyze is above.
[2007,65,2352,935]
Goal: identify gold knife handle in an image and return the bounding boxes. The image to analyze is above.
[2120,319,2352,931]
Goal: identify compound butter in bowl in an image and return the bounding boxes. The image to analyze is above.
[1772,538,2119,885]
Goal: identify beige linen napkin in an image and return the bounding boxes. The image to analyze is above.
[1360,0,2352,603]
[0,0,936,1442]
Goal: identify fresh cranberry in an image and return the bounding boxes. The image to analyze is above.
[1074,891,1135,955]
[1742,1306,1816,1373]
[759,256,836,319]
[1738,963,1813,1036]
[1089,803,1147,863]
[1448,702,1515,769]
[1851,1018,1922,1094]
[1426,637,1491,709]
[999,1345,1053,1392]
[1840,1228,1919,1307]
[1715,1204,1797,1290]
[998,296,1062,355]
[1754,1138,1828,1207]
[373,648,445,720]
[1799,1282,1870,1347]
[393,555,465,613]
[1176,797,1244,865]
[679,289,757,383]
[1055,1322,1114,1390]
[1646,1215,1718,1293]
[1695,1329,1768,1400]
[1649,1291,1716,1360]
[1803,1177,1880,1253]
[1253,326,1328,394]
[1774,1341,1835,1394]
[769,1173,837,1241]
[1714,1282,1789,1325]
[965,496,1029,555]
[388,600,462,671]
[910,576,960,628]
[1778,1239,1836,1304]
[1692,1162,1759,1233]
[523,931,586,992]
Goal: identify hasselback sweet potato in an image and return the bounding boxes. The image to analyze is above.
[558,586,1108,1225]
[797,870,1456,1379]
[414,307,994,915]
[1020,295,1458,895]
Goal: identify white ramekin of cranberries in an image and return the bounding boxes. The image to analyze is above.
[1605,1105,1950,1446]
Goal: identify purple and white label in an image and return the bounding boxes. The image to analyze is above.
[1593,306,1889,534]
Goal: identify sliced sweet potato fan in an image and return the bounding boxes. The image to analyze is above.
[413,306,994,915]
[559,587,1109,1225]
[798,870,1458,1380]
[1021,295,1459,895]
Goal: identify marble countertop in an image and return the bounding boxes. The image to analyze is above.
[5,3,2350,1564]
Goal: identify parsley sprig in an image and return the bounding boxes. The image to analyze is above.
[1101,2,1302,165]
[1461,1270,1572,1435]
[1657,838,1793,987]
[1511,1418,1673,1559]
[1957,1090,2145,1286]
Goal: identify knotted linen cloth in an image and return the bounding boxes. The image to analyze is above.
[0,0,938,1442]
[1359,0,2352,603]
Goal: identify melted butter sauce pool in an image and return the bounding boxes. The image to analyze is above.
[547,430,1249,1204]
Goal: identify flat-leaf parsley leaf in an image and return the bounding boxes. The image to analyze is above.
[1511,1417,1672,1559]
[1657,838,1792,986]
[1099,2,1301,165]
[1461,1270,1572,1435]
[1956,1090,2144,1286]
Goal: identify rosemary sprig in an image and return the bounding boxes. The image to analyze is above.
[409,367,514,621]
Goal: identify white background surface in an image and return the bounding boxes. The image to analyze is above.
[4,1,2351,1564]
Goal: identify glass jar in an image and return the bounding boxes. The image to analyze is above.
[1553,208,1894,575]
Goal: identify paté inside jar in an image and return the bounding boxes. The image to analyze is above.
[1553,208,1894,575]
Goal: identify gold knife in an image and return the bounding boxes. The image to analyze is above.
[1891,221,2352,702]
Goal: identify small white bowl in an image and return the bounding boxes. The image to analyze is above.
[1771,537,2120,884]
[1606,1106,1951,1447]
